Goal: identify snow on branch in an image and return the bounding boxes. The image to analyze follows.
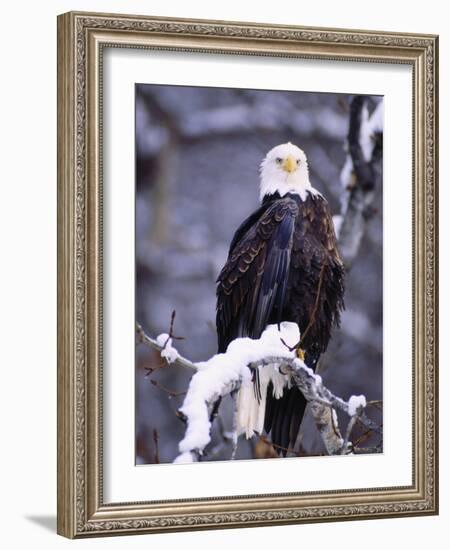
[136,322,381,463]
[335,97,383,269]
[136,322,197,371]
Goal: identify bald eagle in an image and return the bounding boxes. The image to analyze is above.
[216,142,345,455]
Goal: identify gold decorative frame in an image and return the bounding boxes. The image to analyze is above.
[57,11,439,538]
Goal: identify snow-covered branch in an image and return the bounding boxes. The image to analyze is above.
[137,322,381,463]
[335,96,383,268]
[136,322,197,371]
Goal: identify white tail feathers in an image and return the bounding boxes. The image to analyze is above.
[236,364,289,439]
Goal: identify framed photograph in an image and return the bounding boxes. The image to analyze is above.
[57,11,438,538]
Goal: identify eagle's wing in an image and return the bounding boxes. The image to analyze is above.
[216,198,298,353]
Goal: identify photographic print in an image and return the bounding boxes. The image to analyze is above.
[135,84,383,465]
[58,12,437,537]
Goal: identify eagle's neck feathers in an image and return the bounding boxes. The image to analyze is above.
[261,186,323,205]
[259,164,322,202]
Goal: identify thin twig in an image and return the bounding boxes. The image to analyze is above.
[150,378,187,398]
[167,310,185,342]
[300,262,326,347]
[153,429,160,464]
[279,262,326,353]
[259,435,294,456]
[144,361,166,376]
[136,322,197,371]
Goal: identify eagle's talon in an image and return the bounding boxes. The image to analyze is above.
[296,348,306,361]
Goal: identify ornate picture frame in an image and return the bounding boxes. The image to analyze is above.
[57,11,438,538]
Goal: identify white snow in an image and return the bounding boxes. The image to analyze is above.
[360,100,384,162]
[367,101,384,135]
[339,100,383,195]
[174,322,301,460]
[348,394,367,416]
[173,451,195,464]
[359,102,373,162]
[339,152,354,190]
[156,333,180,364]
[332,408,339,427]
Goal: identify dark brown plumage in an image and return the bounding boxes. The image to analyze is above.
[216,190,345,455]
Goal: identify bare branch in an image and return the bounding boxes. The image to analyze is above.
[152,429,160,464]
[150,378,186,399]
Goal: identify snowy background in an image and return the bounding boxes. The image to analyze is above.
[135,84,383,464]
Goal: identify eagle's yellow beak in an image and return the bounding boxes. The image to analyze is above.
[282,155,297,173]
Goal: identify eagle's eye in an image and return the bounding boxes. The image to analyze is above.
[275,157,283,164]
[296,159,301,165]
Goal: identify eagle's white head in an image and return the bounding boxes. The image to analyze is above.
[259,142,319,202]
